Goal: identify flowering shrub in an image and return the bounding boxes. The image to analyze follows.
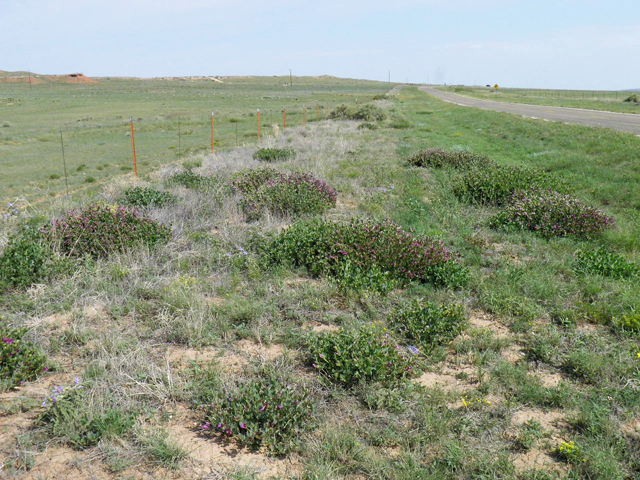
[0,226,52,291]
[328,103,386,122]
[252,147,296,162]
[265,218,468,288]
[452,164,568,205]
[232,168,337,220]
[166,170,217,191]
[230,167,281,195]
[575,246,639,279]
[41,204,172,258]
[390,301,466,349]
[38,380,136,449]
[200,377,315,455]
[614,313,640,333]
[121,186,177,208]
[1,324,47,391]
[407,148,495,169]
[307,324,418,388]
[554,440,585,464]
[489,190,615,239]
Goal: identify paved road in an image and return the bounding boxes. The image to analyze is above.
[420,87,640,135]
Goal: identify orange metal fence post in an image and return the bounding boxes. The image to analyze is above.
[316,104,319,120]
[130,117,138,177]
[283,107,286,128]
[257,109,261,141]
[211,112,215,154]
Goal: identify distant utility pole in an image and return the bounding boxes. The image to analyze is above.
[28,70,32,91]
[289,69,292,87]
[388,70,391,83]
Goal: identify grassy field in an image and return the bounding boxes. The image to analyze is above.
[1,85,639,479]
[437,85,640,114]
[0,76,388,206]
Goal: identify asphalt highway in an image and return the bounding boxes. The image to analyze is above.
[420,87,640,135]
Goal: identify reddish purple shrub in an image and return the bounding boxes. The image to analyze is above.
[265,218,468,287]
[489,189,615,239]
[231,168,337,220]
[41,204,172,257]
[407,148,495,169]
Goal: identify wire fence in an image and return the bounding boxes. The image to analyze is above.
[2,101,349,203]
[501,89,638,102]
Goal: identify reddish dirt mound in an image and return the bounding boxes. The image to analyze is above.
[0,75,44,84]
[0,72,98,84]
[48,73,98,84]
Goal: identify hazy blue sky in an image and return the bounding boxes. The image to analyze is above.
[1,0,638,89]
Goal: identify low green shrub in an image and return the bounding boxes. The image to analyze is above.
[231,168,337,220]
[1,323,48,391]
[407,148,495,169]
[38,382,136,449]
[357,122,378,130]
[264,218,468,288]
[389,118,412,129]
[452,164,567,205]
[230,167,280,195]
[121,186,177,208]
[489,190,615,239]
[390,301,466,349]
[328,103,386,122]
[166,170,216,191]
[200,377,315,455]
[42,204,172,258]
[575,246,639,279]
[613,313,640,333]
[252,147,296,162]
[0,226,52,291]
[332,260,398,294]
[307,324,418,388]
[623,94,638,103]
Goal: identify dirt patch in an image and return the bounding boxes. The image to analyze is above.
[82,302,108,320]
[309,323,340,333]
[511,448,562,473]
[39,312,73,331]
[336,198,358,210]
[621,417,640,439]
[511,408,566,435]
[166,346,222,367]
[235,340,284,362]
[469,311,511,339]
[501,345,523,363]
[413,371,470,391]
[534,370,565,388]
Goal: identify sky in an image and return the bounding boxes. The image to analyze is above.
[1,0,639,90]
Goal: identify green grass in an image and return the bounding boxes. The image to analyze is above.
[1,83,639,479]
[0,76,388,206]
[438,85,640,114]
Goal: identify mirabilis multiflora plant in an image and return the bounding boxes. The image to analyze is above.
[41,204,172,258]
[200,377,316,455]
[489,189,615,239]
[265,218,468,288]
[231,167,337,220]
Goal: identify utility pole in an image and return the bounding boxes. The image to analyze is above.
[289,69,292,87]
[388,70,391,83]
[28,70,32,91]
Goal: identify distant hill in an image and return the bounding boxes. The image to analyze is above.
[0,70,98,84]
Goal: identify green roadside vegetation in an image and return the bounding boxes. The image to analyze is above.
[0,85,638,479]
